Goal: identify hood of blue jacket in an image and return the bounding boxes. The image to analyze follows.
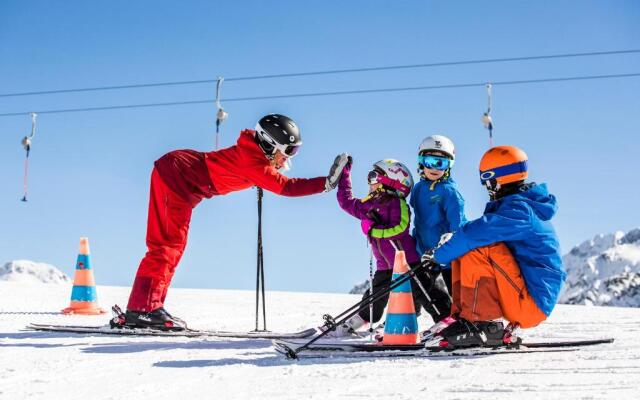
[487,183,557,222]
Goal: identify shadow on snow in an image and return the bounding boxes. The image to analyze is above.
[152,354,373,368]
[81,339,272,354]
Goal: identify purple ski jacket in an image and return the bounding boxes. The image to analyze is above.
[337,164,420,271]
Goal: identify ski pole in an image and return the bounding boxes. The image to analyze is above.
[368,249,374,341]
[323,243,399,326]
[386,240,441,317]
[286,263,426,359]
[254,187,268,332]
[283,262,427,359]
[322,280,391,328]
[410,269,441,318]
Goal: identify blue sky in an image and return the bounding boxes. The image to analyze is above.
[1,1,639,295]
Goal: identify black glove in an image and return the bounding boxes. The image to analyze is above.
[420,249,440,271]
[325,153,350,192]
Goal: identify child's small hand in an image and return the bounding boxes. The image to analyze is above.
[420,250,439,271]
[438,232,453,247]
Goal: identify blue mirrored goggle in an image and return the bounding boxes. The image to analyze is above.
[418,154,451,171]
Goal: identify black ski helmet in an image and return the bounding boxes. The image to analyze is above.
[254,114,302,158]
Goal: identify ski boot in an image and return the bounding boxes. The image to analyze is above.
[109,305,127,329]
[112,305,187,331]
[373,322,386,342]
[438,319,507,349]
[420,315,458,343]
[502,322,522,348]
[320,314,366,338]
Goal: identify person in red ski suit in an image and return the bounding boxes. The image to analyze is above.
[122,114,350,330]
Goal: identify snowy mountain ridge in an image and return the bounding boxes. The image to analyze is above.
[0,260,70,284]
[560,228,640,307]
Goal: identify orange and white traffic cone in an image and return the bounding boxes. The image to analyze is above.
[62,237,106,315]
[382,250,418,345]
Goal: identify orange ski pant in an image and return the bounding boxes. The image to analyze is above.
[450,242,547,329]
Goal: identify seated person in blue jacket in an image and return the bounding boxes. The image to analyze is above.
[420,145,566,348]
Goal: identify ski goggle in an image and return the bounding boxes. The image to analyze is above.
[258,132,301,158]
[367,169,383,185]
[418,154,451,171]
[281,144,300,157]
[367,168,411,196]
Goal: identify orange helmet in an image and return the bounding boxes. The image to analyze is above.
[479,146,528,186]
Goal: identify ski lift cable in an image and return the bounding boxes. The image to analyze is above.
[0,72,639,118]
[0,49,639,98]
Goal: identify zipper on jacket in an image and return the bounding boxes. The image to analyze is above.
[488,257,524,299]
[472,280,480,318]
[164,195,169,235]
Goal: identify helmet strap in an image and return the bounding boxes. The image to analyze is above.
[363,187,385,202]
[485,179,500,200]
[378,175,410,197]
[422,168,450,190]
[493,181,533,200]
[253,131,277,161]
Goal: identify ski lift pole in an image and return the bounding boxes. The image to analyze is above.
[482,83,494,147]
[254,187,268,332]
[21,112,38,202]
[215,76,228,150]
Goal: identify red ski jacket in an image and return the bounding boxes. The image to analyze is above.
[154,129,326,206]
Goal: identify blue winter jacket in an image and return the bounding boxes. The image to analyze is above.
[410,176,466,269]
[433,183,566,316]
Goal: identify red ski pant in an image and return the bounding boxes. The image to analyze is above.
[450,242,547,329]
[127,169,194,312]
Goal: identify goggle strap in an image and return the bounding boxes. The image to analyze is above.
[479,160,528,183]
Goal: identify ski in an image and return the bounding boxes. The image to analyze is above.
[273,337,614,359]
[26,323,317,339]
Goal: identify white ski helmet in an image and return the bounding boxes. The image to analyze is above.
[369,159,414,198]
[418,135,455,161]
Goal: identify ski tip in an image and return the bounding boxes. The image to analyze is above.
[273,341,299,360]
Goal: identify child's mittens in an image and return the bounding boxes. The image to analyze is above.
[361,219,374,235]
[438,232,453,247]
[420,249,439,271]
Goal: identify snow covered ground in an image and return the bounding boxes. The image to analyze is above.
[1,282,639,400]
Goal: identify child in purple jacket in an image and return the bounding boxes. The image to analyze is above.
[329,158,451,337]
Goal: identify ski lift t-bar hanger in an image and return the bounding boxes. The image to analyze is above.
[215,76,228,150]
[20,112,38,202]
[482,83,493,148]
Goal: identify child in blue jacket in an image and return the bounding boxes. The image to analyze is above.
[410,135,466,295]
